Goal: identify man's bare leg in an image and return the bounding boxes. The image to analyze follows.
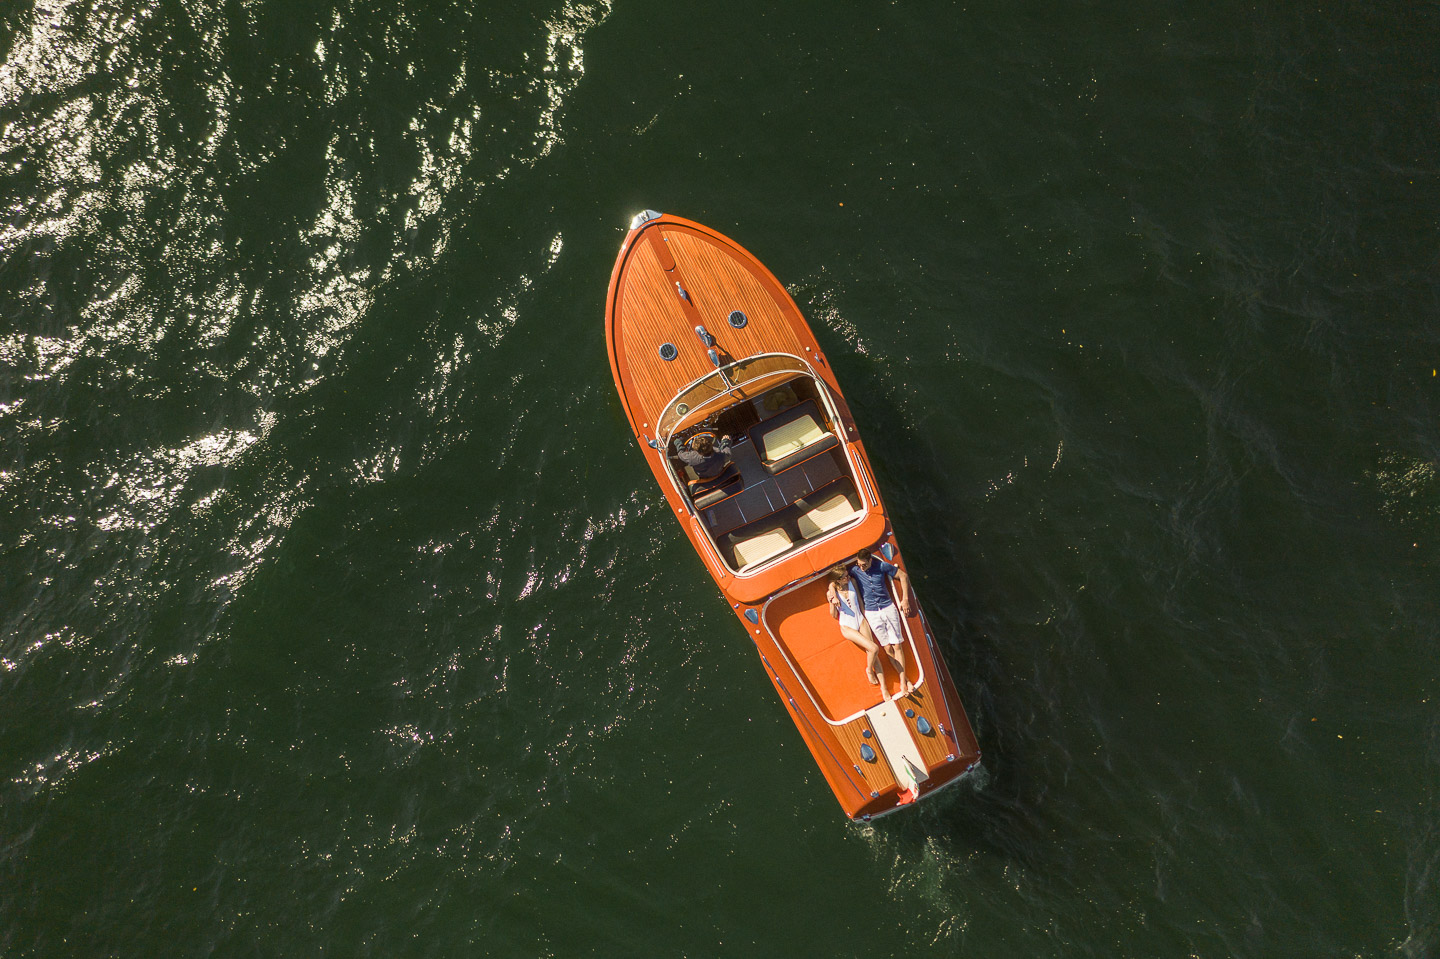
[886,643,912,696]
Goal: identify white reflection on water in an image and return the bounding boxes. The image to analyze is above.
[298,135,372,376]
[88,417,275,533]
[1,0,237,346]
[1369,452,1437,525]
[298,2,611,377]
[2,0,615,600]
[11,744,117,796]
[529,3,611,163]
[806,279,872,357]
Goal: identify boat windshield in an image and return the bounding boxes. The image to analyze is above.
[657,354,816,443]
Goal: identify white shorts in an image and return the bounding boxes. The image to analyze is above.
[863,604,906,647]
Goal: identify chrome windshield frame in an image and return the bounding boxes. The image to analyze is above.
[655,352,821,448]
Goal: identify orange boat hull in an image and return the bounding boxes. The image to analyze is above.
[605,212,980,819]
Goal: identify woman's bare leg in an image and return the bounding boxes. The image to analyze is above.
[838,625,881,684]
[858,619,883,685]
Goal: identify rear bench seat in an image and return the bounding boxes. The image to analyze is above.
[728,524,794,570]
[795,486,861,539]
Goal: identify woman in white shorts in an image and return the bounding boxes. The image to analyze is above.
[826,566,881,684]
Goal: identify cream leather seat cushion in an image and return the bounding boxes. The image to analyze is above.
[732,527,793,568]
[760,415,826,461]
[797,492,860,538]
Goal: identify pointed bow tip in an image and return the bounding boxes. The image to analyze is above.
[629,209,663,231]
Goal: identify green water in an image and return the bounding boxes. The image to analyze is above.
[2,1,1436,955]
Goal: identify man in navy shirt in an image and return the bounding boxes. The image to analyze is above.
[849,547,917,695]
[678,433,732,480]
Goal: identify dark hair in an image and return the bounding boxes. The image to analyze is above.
[691,434,714,455]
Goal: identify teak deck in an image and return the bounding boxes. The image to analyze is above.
[611,224,814,425]
[606,212,981,819]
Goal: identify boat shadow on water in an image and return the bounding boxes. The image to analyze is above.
[832,374,1061,871]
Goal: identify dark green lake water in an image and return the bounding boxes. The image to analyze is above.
[3,1,1437,955]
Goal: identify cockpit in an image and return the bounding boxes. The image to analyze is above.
[659,354,870,573]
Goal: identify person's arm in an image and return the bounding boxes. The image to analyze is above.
[826,584,839,619]
[894,566,916,617]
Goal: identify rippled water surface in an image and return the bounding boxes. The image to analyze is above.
[3,1,1437,955]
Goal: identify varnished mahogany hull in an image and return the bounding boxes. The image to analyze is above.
[605,213,980,819]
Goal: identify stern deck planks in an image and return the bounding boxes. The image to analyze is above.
[833,718,897,794]
[895,686,955,772]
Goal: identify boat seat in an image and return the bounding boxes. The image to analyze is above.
[796,488,861,539]
[685,462,741,508]
[752,402,838,474]
[729,525,794,569]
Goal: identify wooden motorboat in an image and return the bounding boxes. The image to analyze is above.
[604,211,981,819]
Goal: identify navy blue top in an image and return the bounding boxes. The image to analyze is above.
[849,555,898,611]
[678,436,732,479]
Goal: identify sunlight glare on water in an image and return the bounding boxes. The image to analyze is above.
[1,1,1436,957]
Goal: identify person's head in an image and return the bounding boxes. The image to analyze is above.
[828,565,849,585]
[690,434,715,455]
[853,548,874,569]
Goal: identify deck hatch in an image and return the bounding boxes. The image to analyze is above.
[658,343,678,361]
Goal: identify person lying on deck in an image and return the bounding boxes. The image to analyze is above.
[849,547,917,696]
[678,433,733,480]
[826,566,881,685]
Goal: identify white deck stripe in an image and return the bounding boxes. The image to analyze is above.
[864,699,928,791]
